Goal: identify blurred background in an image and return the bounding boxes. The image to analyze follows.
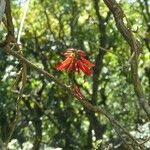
[0,0,150,149]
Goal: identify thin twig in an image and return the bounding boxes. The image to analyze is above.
[88,40,112,53]
[122,52,135,69]
[139,137,150,145]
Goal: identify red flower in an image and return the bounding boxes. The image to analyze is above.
[77,60,93,75]
[56,49,95,75]
[56,57,72,71]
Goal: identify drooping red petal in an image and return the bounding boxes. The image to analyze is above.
[78,50,85,55]
[75,62,80,74]
[77,60,93,75]
[64,49,75,57]
[78,50,86,57]
[64,52,75,58]
[55,62,69,71]
[56,57,72,71]
[64,53,72,57]
[63,49,75,57]
[74,84,83,98]
[67,60,75,73]
[80,57,95,67]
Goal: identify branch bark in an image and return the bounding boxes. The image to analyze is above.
[92,0,107,105]
[85,0,110,144]
[0,0,27,148]
[0,0,15,47]
[103,0,150,119]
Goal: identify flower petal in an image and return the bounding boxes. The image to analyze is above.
[56,57,72,71]
[64,49,75,58]
[77,60,93,75]
[80,57,95,67]
[64,52,75,58]
[75,62,80,74]
[78,50,86,57]
[67,60,75,73]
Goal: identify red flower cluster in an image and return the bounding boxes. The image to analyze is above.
[56,49,95,98]
[56,49,95,75]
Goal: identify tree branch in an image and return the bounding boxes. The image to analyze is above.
[92,0,107,105]
[0,46,143,149]
[0,0,27,147]
[0,0,15,47]
[103,0,150,119]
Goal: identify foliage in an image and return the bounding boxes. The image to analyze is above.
[0,0,150,149]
